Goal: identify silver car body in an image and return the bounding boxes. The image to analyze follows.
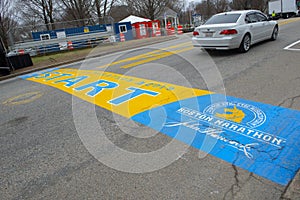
[192,10,278,50]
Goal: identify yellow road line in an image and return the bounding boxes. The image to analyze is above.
[97,42,192,69]
[121,46,194,69]
[2,92,43,106]
[97,49,163,68]
[278,18,300,26]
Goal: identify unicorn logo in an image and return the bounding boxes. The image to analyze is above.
[204,102,266,128]
[216,105,245,123]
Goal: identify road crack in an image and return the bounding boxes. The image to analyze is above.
[223,154,242,200]
[278,95,300,108]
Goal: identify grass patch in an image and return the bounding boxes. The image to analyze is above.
[31,48,93,66]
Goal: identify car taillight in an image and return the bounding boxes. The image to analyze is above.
[220,29,238,35]
[193,31,199,36]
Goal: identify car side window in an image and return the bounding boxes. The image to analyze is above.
[245,15,251,23]
[247,14,258,23]
[256,13,268,22]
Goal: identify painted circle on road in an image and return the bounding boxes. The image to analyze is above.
[2,91,43,105]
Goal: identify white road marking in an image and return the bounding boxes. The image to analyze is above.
[284,40,300,51]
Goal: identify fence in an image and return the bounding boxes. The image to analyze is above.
[8,17,115,56]
[7,17,185,57]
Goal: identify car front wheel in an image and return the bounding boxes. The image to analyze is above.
[271,26,278,41]
[239,34,251,53]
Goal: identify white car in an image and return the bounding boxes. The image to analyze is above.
[192,10,278,52]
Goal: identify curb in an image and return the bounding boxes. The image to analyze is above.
[0,36,178,81]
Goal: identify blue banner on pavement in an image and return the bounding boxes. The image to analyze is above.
[131,94,300,185]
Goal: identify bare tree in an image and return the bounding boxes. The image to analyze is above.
[195,0,267,20]
[17,0,57,30]
[109,5,131,22]
[251,0,269,12]
[92,0,116,23]
[0,0,18,48]
[214,0,229,13]
[94,0,102,19]
[195,0,216,20]
[169,0,185,14]
[60,0,93,26]
[230,0,268,11]
[103,0,115,16]
[125,0,180,20]
[230,0,249,10]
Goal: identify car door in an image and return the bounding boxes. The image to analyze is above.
[250,12,267,42]
[255,12,272,40]
[246,13,261,44]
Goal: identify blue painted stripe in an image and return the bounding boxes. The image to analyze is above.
[19,68,59,79]
[131,94,300,185]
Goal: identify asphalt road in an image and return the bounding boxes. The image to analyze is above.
[1,19,300,199]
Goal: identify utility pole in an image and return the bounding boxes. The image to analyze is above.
[281,0,283,16]
[207,0,210,19]
[189,1,194,26]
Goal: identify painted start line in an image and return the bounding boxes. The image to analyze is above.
[21,68,300,186]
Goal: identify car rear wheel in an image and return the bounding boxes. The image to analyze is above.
[271,26,278,41]
[239,34,251,53]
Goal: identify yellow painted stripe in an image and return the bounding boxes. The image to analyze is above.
[97,42,192,69]
[121,46,193,69]
[278,18,300,26]
[2,92,43,106]
[25,69,212,118]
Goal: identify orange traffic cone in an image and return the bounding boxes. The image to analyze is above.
[67,41,74,50]
[120,32,126,42]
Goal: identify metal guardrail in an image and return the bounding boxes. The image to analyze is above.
[12,30,113,50]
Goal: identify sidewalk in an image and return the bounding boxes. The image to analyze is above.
[0,35,178,81]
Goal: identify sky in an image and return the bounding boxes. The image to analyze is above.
[185,0,202,9]
[187,0,202,3]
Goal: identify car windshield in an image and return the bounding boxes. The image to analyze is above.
[205,14,241,24]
